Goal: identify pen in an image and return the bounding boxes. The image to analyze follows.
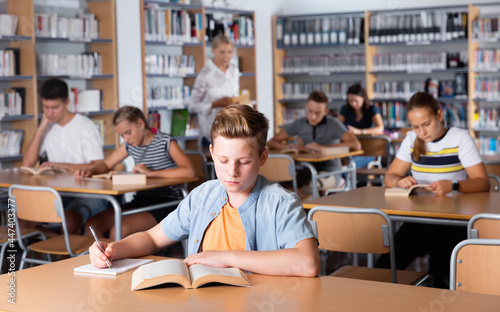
[89,226,112,269]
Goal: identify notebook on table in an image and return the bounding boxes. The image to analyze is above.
[74,258,154,276]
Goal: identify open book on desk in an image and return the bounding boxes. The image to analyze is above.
[20,166,67,176]
[131,259,250,291]
[384,184,431,196]
[91,171,146,185]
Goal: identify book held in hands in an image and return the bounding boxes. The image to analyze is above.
[131,259,250,291]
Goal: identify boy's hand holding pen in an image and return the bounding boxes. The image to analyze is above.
[89,226,113,269]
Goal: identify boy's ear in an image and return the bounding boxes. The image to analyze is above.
[259,148,268,167]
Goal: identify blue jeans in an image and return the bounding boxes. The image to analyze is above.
[353,156,376,168]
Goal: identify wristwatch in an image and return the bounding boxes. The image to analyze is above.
[452,180,459,193]
[362,129,366,135]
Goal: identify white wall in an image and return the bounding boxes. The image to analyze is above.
[116,0,143,109]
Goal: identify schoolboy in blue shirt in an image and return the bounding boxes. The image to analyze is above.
[89,104,320,277]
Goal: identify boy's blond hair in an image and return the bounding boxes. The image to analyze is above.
[211,104,269,154]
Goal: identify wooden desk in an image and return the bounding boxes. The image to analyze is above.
[0,168,198,239]
[303,186,500,226]
[1,255,499,311]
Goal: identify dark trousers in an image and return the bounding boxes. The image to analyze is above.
[375,223,467,288]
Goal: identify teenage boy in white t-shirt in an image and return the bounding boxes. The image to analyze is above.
[23,78,107,234]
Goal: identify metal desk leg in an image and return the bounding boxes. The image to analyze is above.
[347,156,357,190]
[60,192,123,241]
[299,162,320,199]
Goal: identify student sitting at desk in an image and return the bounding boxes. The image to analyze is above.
[89,105,321,278]
[76,106,195,240]
[22,78,107,234]
[267,90,361,190]
[337,83,385,169]
[376,92,489,288]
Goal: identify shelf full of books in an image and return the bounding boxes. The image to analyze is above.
[275,12,365,48]
[368,7,468,45]
[0,0,119,168]
[141,0,256,148]
[468,3,500,151]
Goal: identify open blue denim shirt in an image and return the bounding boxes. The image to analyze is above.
[161,175,316,256]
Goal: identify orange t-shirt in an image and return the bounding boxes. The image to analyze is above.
[202,202,247,251]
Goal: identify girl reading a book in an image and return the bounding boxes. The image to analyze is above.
[76,106,195,240]
[337,83,385,169]
[376,91,489,288]
[188,34,240,147]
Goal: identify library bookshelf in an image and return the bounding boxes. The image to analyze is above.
[140,0,256,148]
[0,0,119,168]
[273,3,500,159]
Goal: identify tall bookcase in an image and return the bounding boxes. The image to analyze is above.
[0,0,119,168]
[140,0,256,149]
[273,12,366,129]
[273,4,500,155]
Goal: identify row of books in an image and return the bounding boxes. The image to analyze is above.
[67,88,103,113]
[143,6,202,43]
[206,14,254,46]
[281,101,466,129]
[373,75,468,99]
[281,54,365,74]
[472,17,500,40]
[0,88,25,118]
[35,13,99,40]
[282,108,306,125]
[281,82,360,101]
[442,102,468,128]
[474,76,500,100]
[368,11,467,44]
[473,49,500,70]
[38,52,102,77]
[0,48,20,76]
[374,101,408,128]
[146,85,191,108]
[372,52,462,72]
[374,100,467,128]
[0,130,23,157]
[475,107,499,130]
[373,81,426,100]
[0,14,18,36]
[145,54,195,76]
[476,136,500,156]
[276,16,364,47]
[147,110,199,137]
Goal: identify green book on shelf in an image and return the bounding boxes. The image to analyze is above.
[171,109,189,137]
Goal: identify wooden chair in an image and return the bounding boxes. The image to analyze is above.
[450,239,500,295]
[468,213,500,239]
[308,206,428,285]
[0,226,44,273]
[259,154,298,194]
[8,185,96,269]
[355,135,392,186]
[488,174,500,192]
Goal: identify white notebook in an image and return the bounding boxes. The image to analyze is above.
[74,258,154,276]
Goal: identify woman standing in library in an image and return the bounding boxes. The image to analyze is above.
[337,83,384,168]
[188,34,240,147]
